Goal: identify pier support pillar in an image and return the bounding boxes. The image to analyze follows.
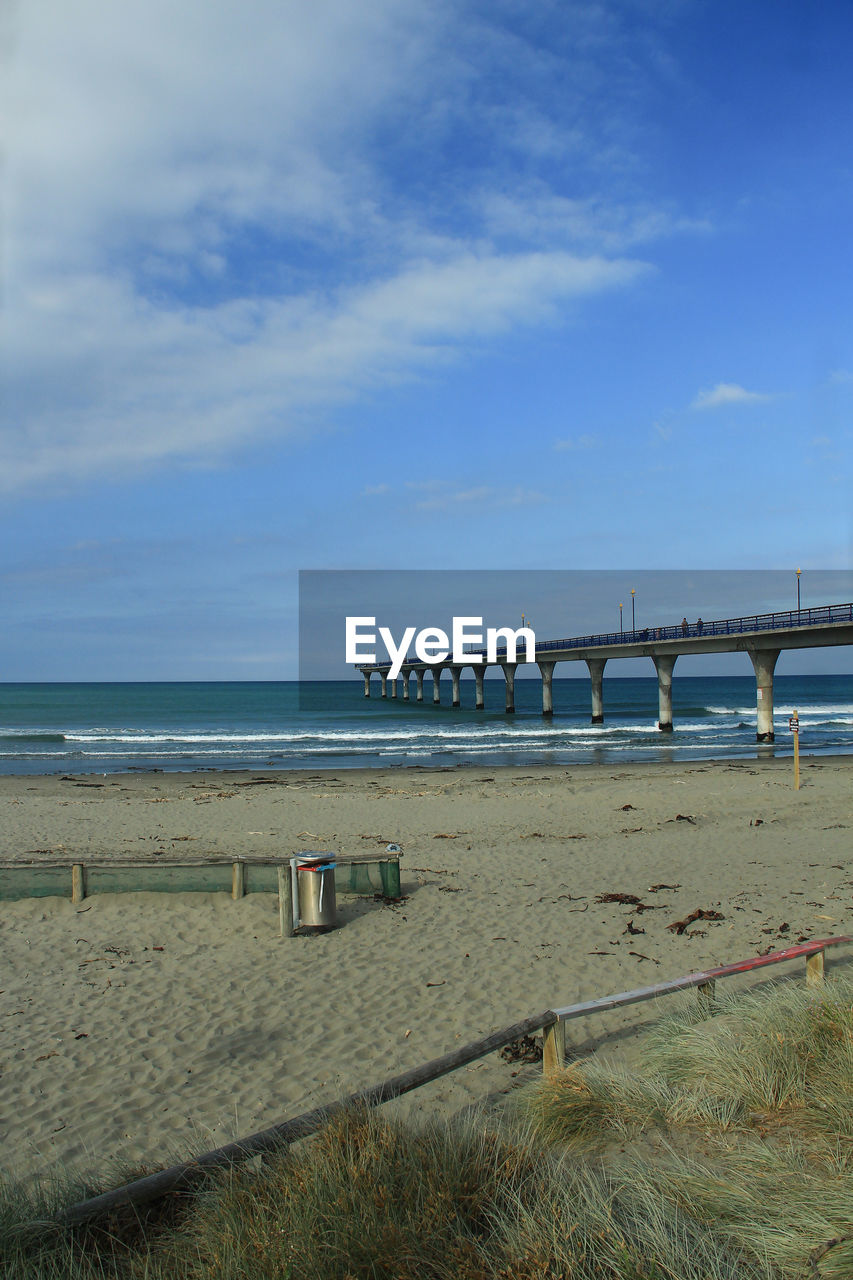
[749,648,780,742]
[432,668,442,704]
[401,668,410,700]
[502,663,517,714]
[474,666,486,710]
[390,675,397,698]
[653,654,677,732]
[380,673,388,699]
[363,671,371,698]
[586,658,607,724]
[450,666,462,707]
[416,670,425,702]
[539,661,555,717]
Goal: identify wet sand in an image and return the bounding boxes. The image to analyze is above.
[1,756,851,1181]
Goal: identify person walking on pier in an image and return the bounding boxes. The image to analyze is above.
[681,617,688,636]
[697,617,704,634]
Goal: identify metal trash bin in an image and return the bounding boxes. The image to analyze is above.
[293,853,337,930]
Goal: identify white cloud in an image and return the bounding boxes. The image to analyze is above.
[6,0,420,264]
[554,434,598,451]
[413,484,548,512]
[691,383,772,410]
[2,0,672,493]
[481,190,711,253]
[4,250,648,493]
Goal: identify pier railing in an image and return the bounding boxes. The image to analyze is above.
[533,600,853,656]
[61,934,850,1225]
[369,600,853,670]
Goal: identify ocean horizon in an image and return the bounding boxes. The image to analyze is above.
[1,674,852,775]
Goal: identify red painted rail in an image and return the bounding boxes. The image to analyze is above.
[551,936,851,1020]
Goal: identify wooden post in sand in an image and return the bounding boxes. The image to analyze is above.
[697,979,716,1015]
[542,1019,565,1076]
[71,863,86,904]
[806,948,824,987]
[278,865,294,937]
[790,709,800,790]
[232,861,245,900]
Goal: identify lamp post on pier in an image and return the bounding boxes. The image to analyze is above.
[796,568,801,620]
[619,602,623,634]
[631,588,635,634]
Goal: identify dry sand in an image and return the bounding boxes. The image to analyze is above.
[1,756,851,1182]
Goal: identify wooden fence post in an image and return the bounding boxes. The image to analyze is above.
[278,866,293,938]
[232,861,245,900]
[697,979,716,1015]
[542,1019,565,1077]
[806,949,825,987]
[71,864,86,905]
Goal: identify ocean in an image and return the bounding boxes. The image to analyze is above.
[1,675,852,775]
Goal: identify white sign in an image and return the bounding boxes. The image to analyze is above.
[345,616,536,679]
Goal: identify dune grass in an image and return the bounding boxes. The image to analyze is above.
[3,978,852,1279]
[0,1111,753,1280]
[522,978,853,1279]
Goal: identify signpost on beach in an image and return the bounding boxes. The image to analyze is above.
[788,710,800,789]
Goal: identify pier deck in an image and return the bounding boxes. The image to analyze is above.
[357,601,853,740]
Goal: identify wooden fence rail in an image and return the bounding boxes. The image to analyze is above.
[0,854,402,913]
[61,1009,557,1226]
[540,935,848,1069]
[60,934,850,1228]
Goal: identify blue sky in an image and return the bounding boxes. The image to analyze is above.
[2,0,852,679]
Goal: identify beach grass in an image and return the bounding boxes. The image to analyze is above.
[522,978,853,1279]
[3,980,853,1279]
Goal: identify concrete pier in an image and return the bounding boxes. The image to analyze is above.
[653,654,676,732]
[586,658,607,724]
[502,663,516,714]
[749,648,780,741]
[539,661,555,716]
[357,602,853,745]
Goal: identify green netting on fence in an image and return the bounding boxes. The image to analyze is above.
[87,864,233,895]
[0,856,401,902]
[0,865,69,900]
[335,859,401,897]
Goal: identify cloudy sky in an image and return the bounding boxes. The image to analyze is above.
[3,0,852,679]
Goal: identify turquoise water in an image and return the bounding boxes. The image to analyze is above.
[0,676,851,774]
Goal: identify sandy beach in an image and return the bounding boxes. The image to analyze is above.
[1,756,851,1183]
